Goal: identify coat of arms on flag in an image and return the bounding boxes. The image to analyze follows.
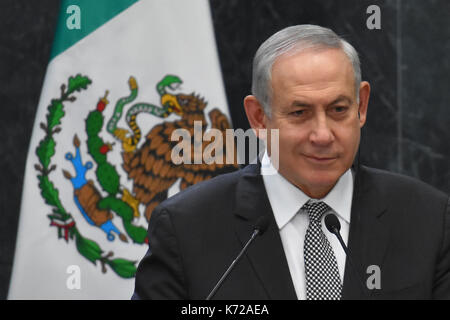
[35,74,238,278]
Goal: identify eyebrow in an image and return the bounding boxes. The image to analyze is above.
[291,100,313,108]
[330,95,353,105]
[291,95,353,108]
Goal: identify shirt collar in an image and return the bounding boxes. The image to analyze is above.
[261,150,353,230]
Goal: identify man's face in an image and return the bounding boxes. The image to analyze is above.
[264,48,368,198]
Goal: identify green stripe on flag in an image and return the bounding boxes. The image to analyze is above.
[50,0,139,60]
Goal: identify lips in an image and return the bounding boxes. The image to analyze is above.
[303,154,338,163]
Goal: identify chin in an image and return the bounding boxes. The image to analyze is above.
[295,168,343,192]
[307,173,340,188]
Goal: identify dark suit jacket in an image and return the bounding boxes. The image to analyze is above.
[132,163,450,299]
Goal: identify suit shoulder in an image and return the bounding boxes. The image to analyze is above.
[169,168,242,200]
[360,165,448,200]
[155,166,251,219]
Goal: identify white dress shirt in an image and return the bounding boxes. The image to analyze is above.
[260,150,354,300]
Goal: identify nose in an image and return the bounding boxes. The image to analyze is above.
[309,114,334,146]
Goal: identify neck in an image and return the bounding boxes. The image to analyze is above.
[298,185,335,199]
[284,175,338,199]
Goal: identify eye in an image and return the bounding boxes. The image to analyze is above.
[291,109,306,116]
[334,106,347,112]
[331,106,349,115]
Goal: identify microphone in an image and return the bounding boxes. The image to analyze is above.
[205,216,270,300]
[324,214,349,256]
[325,213,367,298]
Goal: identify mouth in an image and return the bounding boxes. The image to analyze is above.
[303,154,338,164]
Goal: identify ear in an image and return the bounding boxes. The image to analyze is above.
[243,95,268,140]
[357,81,370,128]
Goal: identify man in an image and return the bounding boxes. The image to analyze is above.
[132,25,450,299]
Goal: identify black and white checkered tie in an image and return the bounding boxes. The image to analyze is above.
[303,200,342,300]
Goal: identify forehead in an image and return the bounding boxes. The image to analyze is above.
[271,48,355,98]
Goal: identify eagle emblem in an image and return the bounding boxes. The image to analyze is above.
[35,74,238,278]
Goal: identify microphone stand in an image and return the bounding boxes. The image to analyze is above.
[206,228,261,300]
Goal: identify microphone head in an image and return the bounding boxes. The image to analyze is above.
[325,213,341,234]
[254,216,270,235]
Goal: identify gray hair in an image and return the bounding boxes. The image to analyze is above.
[251,25,361,116]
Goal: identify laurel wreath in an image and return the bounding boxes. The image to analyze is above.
[35,75,137,278]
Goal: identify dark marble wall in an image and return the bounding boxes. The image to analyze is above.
[0,0,449,299]
[210,0,450,192]
[0,0,60,299]
[400,0,450,194]
[210,0,397,170]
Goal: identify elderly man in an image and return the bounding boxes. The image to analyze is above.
[132,25,450,300]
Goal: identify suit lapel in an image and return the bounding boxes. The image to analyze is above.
[233,164,297,300]
[342,165,391,299]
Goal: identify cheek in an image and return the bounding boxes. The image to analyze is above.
[336,126,361,156]
[277,127,308,152]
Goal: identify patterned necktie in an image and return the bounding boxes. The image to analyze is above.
[303,200,342,300]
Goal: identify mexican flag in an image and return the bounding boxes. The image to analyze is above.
[9,0,235,299]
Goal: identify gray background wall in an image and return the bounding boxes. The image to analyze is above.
[1,0,449,299]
